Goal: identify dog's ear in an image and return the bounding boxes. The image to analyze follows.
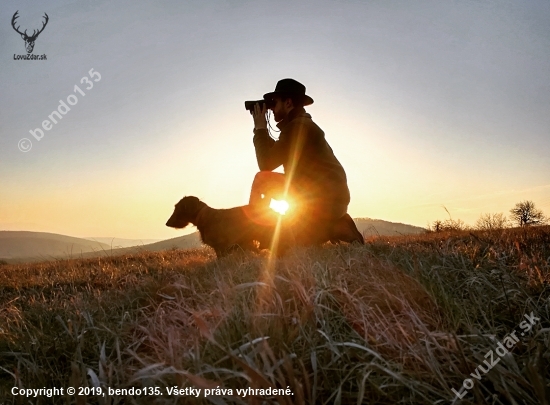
[165,196,195,229]
[182,196,205,217]
[166,196,206,229]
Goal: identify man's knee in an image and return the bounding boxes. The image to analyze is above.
[251,171,285,206]
[251,172,285,197]
[253,171,284,183]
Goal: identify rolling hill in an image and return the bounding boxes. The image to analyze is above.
[0,231,111,262]
[354,218,425,236]
[86,237,163,248]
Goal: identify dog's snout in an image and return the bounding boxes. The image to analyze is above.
[166,214,177,228]
[166,211,188,229]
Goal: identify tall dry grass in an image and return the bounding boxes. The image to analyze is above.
[1,226,549,404]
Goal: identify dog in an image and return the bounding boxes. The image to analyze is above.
[166,196,276,258]
[166,196,364,258]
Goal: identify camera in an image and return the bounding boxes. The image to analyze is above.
[244,99,274,112]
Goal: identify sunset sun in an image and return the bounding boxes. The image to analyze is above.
[269,198,289,215]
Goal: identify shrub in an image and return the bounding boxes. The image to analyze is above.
[475,212,509,230]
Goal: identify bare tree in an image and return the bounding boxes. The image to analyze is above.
[429,220,444,232]
[429,218,468,232]
[509,200,547,227]
[428,206,469,232]
[475,212,509,230]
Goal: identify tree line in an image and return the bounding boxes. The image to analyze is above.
[429,200,548,232]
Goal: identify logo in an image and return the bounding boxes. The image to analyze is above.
[11,11,48,60]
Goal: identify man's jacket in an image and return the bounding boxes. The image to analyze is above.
[253,107,350,211]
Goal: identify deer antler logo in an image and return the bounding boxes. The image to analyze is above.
[11,11,49,54]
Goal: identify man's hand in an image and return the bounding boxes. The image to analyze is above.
[252,102,268,130]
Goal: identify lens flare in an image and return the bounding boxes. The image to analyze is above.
[269,198,289,215]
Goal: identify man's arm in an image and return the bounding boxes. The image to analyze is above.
[253,129,286,170]
[251,102,286,171]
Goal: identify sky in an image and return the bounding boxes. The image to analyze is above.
[1,0,549,240]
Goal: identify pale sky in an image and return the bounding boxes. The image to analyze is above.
[1,0,549,239]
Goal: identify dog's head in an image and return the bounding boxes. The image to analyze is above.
[166,196,206,229]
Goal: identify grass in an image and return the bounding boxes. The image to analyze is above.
[0,226,549,404]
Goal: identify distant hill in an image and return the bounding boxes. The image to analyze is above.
[136,233,203,251]
[0,231,111,262]
[86,237,163,248]
[354,218,425,237]
[69,232,203,261]
[1,219,425,264]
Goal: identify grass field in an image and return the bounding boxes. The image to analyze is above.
[1,226,549,404]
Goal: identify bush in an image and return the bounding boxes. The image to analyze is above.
[428,218,469,232]
[475,212,509,230]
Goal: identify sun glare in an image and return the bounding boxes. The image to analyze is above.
[269,198,289,215]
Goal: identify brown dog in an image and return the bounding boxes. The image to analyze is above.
[166,196,276,257]
[166,196,364,258]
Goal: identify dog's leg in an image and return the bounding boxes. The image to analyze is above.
[213,248,225,258]
[241,240,259,252]
[228,241,258,254]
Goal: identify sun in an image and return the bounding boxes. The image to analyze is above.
[269,198,289,215]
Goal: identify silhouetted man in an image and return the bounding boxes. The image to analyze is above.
[250,78,351,245]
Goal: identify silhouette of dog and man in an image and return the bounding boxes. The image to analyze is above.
[166,78,363,257]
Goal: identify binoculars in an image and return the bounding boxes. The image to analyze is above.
[244,99,275,112]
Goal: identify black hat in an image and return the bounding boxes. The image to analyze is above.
[263,78,314,106]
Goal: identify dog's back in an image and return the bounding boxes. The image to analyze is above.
[196,205,263,254]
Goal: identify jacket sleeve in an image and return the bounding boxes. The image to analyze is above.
[253,128,287,171]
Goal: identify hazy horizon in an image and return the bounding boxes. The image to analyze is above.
[1,0,549,239]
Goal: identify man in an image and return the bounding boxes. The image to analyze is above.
[250,78,351,245]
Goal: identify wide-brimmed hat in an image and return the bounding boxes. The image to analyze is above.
[263,78,314,106]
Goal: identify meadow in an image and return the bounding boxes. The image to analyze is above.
[1,226,549,404]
